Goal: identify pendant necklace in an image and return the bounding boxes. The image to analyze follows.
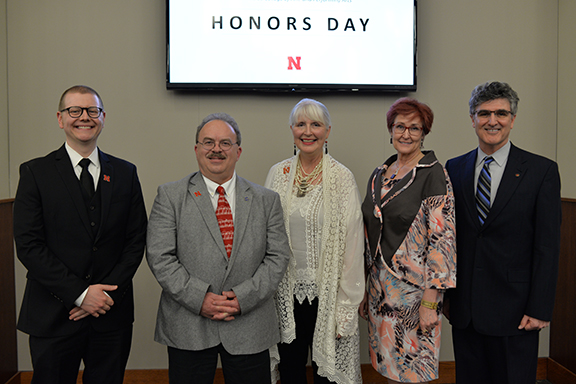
[389,153,424,180]
[389,162,404,180]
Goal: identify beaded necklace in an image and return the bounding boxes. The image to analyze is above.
[294,156,323,197]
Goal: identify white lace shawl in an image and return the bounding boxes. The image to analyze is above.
[265,153,365,384]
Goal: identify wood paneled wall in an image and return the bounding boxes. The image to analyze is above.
[7,199,576,382]
[550,198,576,376]
[0,199,17,384]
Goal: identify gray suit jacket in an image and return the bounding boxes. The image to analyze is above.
[146,172,290,354]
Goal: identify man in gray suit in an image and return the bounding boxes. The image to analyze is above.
[147,112,291,384]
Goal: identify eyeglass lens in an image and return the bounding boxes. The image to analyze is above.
[67,107,102,118]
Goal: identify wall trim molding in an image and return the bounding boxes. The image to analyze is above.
[548,357,576,384]
[15,358,564,384]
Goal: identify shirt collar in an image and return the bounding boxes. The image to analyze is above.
[476,140,511,168]
[202,172,237,197]
[65,143,100,169]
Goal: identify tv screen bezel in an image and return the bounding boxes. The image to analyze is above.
[166,0,417,93]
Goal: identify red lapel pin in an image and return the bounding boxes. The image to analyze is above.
[103,175,111,182]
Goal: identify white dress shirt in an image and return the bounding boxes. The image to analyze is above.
[474,140,511,206]
[65,143,101,192]
[202,173,237,219]
[64,143,102,307]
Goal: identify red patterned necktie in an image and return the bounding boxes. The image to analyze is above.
[216,186,234,258]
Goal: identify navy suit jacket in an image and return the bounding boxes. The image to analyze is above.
[445,143,561,337]
[13,144,147,337]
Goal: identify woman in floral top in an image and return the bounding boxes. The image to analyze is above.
[360,97,456,383]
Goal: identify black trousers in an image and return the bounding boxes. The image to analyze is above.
[29,323,133,384]
[168,344,271,384]
[278,297,332,384]
[452,323,539,384]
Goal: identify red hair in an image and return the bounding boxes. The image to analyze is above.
[386,97,434,135]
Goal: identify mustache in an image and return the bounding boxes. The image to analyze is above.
[208,153,226,159]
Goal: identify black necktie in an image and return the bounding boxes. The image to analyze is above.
[79,158,95,198]
[476,156,494,225]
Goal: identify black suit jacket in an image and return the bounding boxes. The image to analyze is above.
[445,143,561,337]
[13,144,147,337]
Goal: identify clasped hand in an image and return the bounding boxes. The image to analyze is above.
[201,291,241,321]
[69,284,117,321]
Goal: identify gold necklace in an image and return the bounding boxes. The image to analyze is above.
[295,157,323,197]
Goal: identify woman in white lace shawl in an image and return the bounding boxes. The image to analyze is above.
[265,98,365,384]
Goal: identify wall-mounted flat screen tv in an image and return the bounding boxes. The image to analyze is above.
[167,0,417,92]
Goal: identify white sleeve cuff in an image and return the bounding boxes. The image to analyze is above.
[74,288,89,307]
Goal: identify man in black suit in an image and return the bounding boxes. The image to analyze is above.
[13,85,147,384]
[445,81,561,384]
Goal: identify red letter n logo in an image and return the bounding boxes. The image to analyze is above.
[288,56,301,70]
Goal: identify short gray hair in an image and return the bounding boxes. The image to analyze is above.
[196,112,241,145]
[469,81,519,116]
[289,98,331,128]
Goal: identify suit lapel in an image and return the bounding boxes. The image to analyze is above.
[461,150,480,229]
[226,176,252,276]
[483,144,525,228]
[54,145,93,236]
[97,150,113,242]
[188,173,229,260]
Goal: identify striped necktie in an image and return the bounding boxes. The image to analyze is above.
[476,156,494,225]
[216,186,234,257]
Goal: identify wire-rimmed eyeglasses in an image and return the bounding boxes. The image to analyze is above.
[474,109,514,120]
[196,139,238,151]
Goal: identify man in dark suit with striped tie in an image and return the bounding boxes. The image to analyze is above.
[445,81,561,384]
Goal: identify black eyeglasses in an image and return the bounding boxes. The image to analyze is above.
[196,139,238,151]
[60,106,103,118]
[474,109,513,120]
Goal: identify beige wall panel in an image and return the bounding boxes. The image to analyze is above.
[6,0,565,371]
[558,0,576,198]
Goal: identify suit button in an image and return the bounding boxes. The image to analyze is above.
[90,222,96,227]
[93,247,98,251]
[85,275,91,280]
[89,206,95,211]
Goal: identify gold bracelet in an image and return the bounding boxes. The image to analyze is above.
[420,300,438,310]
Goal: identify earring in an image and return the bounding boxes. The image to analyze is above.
[390,137,393,144]
[294,144,297,156]
[324,141,328,154]
[421,139,424,148]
